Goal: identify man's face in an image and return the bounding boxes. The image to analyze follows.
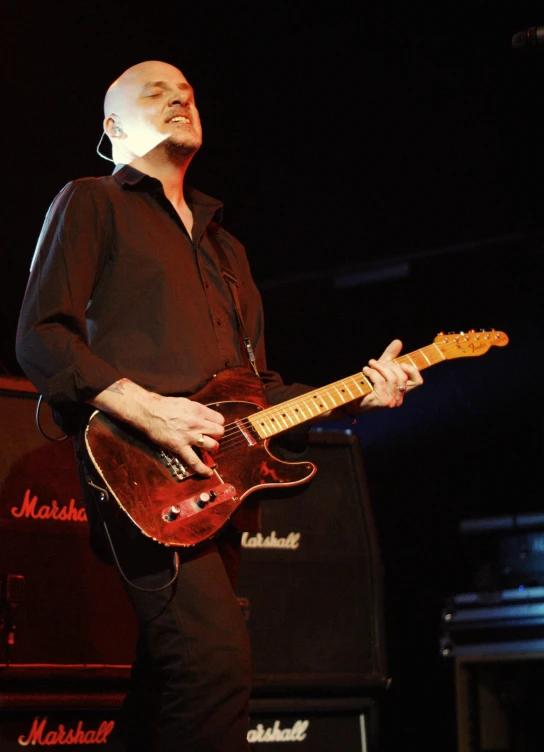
[106,61,203,158]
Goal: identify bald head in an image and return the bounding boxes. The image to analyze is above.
[102,60,202,165]
[104,60,188,117]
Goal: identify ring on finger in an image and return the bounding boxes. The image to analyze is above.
[397,386,406,393]
[196,434,205,447]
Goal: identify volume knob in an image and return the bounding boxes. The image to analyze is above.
[164,504,181,522]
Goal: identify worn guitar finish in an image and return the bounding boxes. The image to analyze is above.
[85,330,509,547]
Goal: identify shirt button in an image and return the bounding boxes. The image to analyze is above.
[204,281,209,288]
[224,359,231,368]
[216,318,221,326]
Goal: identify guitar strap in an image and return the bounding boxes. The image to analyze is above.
[208,231,260,379]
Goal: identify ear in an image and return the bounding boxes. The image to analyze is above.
[104,115,125,139]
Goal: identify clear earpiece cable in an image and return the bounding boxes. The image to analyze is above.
[96,131,114,163]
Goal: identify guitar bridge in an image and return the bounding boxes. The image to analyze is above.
[159,450,192,481]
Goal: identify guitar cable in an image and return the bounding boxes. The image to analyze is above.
[35,394,69,442]
[86,479,181,593]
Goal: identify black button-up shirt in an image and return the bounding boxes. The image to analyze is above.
[16,164,307,433]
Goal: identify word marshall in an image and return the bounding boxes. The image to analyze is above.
[241,531,301,549]
[247,719,309,743]
[18,717,114,746]
[11,489,87,523]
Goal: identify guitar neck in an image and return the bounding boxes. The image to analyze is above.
[247,343,446,440]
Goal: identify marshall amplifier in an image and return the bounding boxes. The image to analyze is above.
[0,375,137,668]
[0,667,127,750]
[248,696,379,752]
[236,429,388,695]
[0,684,377,751]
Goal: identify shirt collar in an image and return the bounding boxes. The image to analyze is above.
[112,163,224,223]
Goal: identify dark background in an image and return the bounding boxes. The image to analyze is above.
[2,1,543,748]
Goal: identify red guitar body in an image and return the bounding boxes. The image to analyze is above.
[85,368,316,547]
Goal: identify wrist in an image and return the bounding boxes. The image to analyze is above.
[89,378,162,431]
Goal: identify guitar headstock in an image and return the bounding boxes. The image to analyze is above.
[433,329,509,360]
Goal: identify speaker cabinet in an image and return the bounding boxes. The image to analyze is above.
[236,429,388,694]
[0,668,127,750]
[0,684,378,752]
[248,696,379,751]
[0,376,137,668]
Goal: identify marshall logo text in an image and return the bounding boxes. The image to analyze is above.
[242,531,300,549]
[11,489,87,523]
[247,720,309,743]
[18,717,114,746]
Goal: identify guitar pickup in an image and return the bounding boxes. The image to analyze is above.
[235,419,258,447]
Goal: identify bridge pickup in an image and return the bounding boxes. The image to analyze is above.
[235,419,258,447]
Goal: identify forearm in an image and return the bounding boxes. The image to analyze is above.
[89,378,225,478]
[88,378,163,434]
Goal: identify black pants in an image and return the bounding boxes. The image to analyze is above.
[77,454,251,752]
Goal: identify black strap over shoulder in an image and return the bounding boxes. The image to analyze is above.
[208,231,260,378]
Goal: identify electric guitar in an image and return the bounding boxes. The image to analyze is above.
[84,330,509,547]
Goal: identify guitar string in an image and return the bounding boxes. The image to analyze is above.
[206,356,424,456]
[203,375,371,459]
[218,338,492,446]
[215,380,364,448]
[169,339,496,470]
[214,352,429,446]
[210,349,441,457]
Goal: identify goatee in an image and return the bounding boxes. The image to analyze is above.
[165,137,201,165]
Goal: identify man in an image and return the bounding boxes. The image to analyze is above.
[16,60,423,751]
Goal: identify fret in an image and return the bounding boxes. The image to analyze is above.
[418,348,432,366]
[339,379,355,401]
[333,384,348,404]
[296,404,308,421]
[432,343,446,361]
[301,395,319,418]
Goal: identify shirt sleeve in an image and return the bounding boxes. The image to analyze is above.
[15,180,124,425]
